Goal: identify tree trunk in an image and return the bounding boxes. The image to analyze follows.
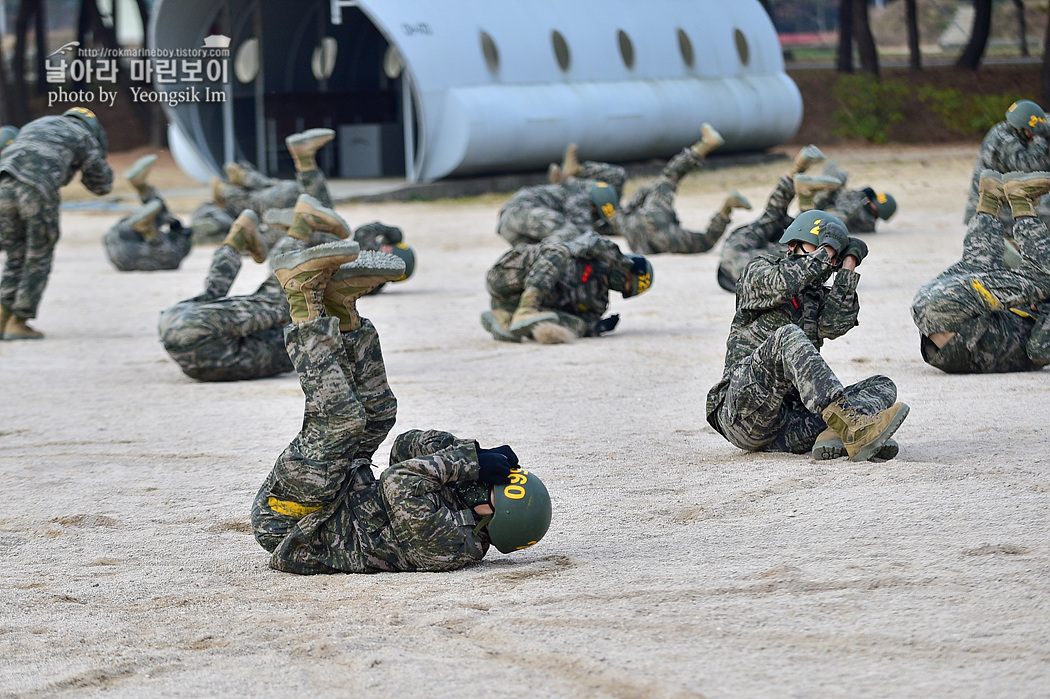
[957,0,993,70]
[906,0,922,71]
[10,0,38,125]
[838,0,854,72]
[1041,8,1050,102]
[1014,0,1029,57]
[852,0,880,76]
[34,0,47,93]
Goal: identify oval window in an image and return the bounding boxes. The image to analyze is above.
[552,30,571,71]
[311,37,338,81]
[234,37,259,83]
[481,30,500,74]
[735,28,750,66]
[618,30,634,69]
[677,28,694,68]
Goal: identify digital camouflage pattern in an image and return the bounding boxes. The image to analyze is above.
[157,245,293,381]
[103,190,192,271]
[706,248,895,453]
[813,187,879,234]
[0,115,113,319]
[912,212,1050,373]
[571,160,628,201]
[717,175,796,288]
[486,231,634,337]
[620,147,729,254]
[354,221,405,295]
[250,316,490,575]
[497,179,617,246]
[964,121,1050,224]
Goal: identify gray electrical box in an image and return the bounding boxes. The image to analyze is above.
[338,124,405,178]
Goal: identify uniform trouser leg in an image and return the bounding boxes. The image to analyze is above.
[718,176,794,281]
[716,325,846,451]
[0,181,59,319]
[497,205,579,246]
[485,243,570,312]
[335,318,397,464]
[296,168,332,208]
[912,214,1050,335]
[191,202,235,242]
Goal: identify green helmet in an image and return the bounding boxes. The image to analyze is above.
[589,181,618,221]
[485,469,552,554]
[63,106,108,153]
[862,188,897,221]
[389,242,415,281]
[1006,100,1047,131]
[608,254,654,298]
[0,125,18,151]
[779,209,846,248]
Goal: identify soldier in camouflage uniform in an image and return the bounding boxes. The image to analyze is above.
[706,210,910,462]
[496,157,626,246]
[912,170,1050,373]
[103,155,193,271]
[809,161,897,234]
[0,108,112,340]
[251,240,551,574]
[190,128,336,244]
[963,100,1050,225]
[715,145,829,293]
[481,230,652,343]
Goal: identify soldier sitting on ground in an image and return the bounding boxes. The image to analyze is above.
[912,170,1050,374]
[496,152,626,246]
[964,99,1050,226]
[190,128,337,246]
[706,210,910,462]
[810,160,896,234]
[157,194,350,381]
[715,144,833,293]
[103,155,193,272]
[0,107,113,340]
[481,230,652,344]
[251,236,551,574]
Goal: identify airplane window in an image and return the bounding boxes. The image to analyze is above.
[234,37,259,83]
[312,37,338,81]
[552,30,571,71]
[618,30,634,70]
[677,29,694,68]
[481,31,500,74]
[735,29,750,66]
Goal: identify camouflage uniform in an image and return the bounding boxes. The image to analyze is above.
[0,115,112,319]
[706,249,897,454]
[963,121,1050,225]
[911,212,1050,373]
[813,187,879,234]
[717,175,795,290]
[496,163,625,246]
[251,315,491,574]
[486,231,633,337]
[103,187,192,271]
[191,167,331,243]
[619,148,730,254]
[157,244,293,381]
[354,221,404,296]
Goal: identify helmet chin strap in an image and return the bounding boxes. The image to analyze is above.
[473,514,494,535]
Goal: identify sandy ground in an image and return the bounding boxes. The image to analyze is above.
[2,144,1049,698]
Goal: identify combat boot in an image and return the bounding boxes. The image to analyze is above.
[210,176,228,207]
[288,194,351,241]
[323,251,406,331]
[812,427,899,461]
[547,163,564,184]
[270,241,361,325]
[794,173,841,211]
[822,160,849,186]
[481,309,521,343]
[263,208,295,232]
[224,162,247,186]
[222,210,267,263]
[509,288,559,335]
[286,128,336,173]
[692,123,724,158]
[128,199,163,241]
[124,154,157,197]
[719,190,752,218]
[3,314,44,340]
[561,143,581,179]
[791,144,826,175]
[976,169,1005,216]
[1003,171,1050,218]
[821,398,910,462]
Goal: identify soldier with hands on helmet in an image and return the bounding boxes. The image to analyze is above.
[481,230,653,343]
[706,210,910,462]
[963,99,1050,225]
[0,107,113,340]
[912,170,1050,373]
[251,239,551,573]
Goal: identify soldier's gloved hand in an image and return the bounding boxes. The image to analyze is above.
[476,444,519,468]
[816,219,850,256]
[842,237,868,266]
[595,314,620,335]
[478,452,513,485]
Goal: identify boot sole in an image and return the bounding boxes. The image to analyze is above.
[330,251,406,283]
[851,405,910,462]
[509,312,560,334]
[481,311,521,343]
[813,440,898,462]
[286,128,336,149]
[295,194,350,238]
[270,240,360,273]
[124,154,157,183]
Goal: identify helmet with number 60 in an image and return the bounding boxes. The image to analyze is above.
[486,469,552,554]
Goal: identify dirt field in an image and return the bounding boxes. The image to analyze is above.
[2,144,1049,698]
